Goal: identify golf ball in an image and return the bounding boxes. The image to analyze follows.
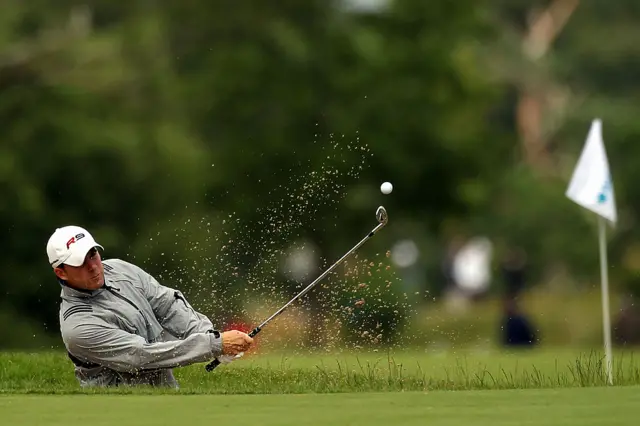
[380,182,393,194]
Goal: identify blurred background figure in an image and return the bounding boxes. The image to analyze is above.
[443,236,493,314]
[613,295,640,346]
[452,236,494,299]
[500,247,537,347]
[501,296,538,347]
[501,247,528,296]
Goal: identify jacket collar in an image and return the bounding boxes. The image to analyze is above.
[59,276,110,298]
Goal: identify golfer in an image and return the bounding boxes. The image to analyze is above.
[47,225,253,388]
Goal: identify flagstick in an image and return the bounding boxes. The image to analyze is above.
[598,216,614,385]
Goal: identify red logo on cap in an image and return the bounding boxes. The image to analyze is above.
[66,233,85,249]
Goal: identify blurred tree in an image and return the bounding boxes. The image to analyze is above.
[479,0,640,302]
[0,3,212,348]
[154,0,513,340]
[2,0,640,349]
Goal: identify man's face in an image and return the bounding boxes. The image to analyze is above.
[54,247,105,290]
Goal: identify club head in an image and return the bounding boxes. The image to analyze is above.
[376,206,388,225]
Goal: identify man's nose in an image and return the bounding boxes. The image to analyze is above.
[87,258,99,271]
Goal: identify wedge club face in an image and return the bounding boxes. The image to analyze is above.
[376,206,388,225]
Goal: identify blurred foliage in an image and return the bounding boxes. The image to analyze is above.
[1,0,640,349]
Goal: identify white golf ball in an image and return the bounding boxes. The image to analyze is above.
[380,182,393,194]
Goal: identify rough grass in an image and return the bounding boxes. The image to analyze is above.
[2,348,640,394]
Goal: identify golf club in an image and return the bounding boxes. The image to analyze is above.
[205,206,389,372]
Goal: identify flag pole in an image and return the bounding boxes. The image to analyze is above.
[598,215,614,385]
[565,118,617,384]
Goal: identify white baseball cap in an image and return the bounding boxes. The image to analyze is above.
[47,225,104,268]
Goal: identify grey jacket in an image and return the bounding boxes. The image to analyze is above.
[58,258,223,388]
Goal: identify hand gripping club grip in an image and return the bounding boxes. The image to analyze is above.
[205,326,261,372]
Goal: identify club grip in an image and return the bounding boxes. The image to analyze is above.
[205,326,262,372]
[205,358,221,372]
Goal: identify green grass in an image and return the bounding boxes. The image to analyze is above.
[3,349,640,425]
[2,386,639,426]
[2,348,640,394]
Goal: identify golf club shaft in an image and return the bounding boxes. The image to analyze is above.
[252,220,387,331]
[205,208,388,372]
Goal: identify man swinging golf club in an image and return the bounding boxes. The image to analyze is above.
[47,225,253,388]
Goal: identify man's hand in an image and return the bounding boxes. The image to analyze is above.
[221,330,253,355]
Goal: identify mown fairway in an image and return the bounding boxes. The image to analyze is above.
[1,386,639,426]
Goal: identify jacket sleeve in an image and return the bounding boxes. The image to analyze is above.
[62,313,223,373]
[116,259,216,339]
[144,274,215,339]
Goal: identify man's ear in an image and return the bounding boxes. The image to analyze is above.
[54,266,67,281]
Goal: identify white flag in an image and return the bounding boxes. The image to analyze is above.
[566,119,617,224]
